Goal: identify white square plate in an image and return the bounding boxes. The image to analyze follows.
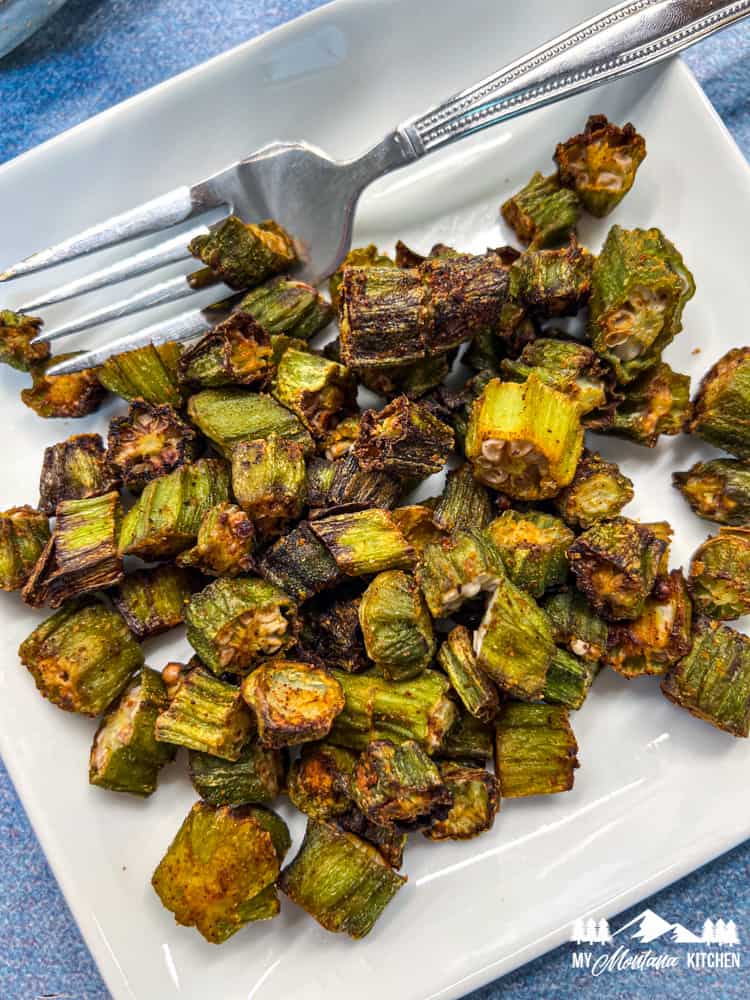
[1,1,749,998]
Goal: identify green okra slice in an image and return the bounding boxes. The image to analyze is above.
[287,743,358,819]
[500,337,614,417]
[688,528,750,620]
[189,215,297,290]
[354,395,454,478]
[501,171,582,249]
[510,239,594,318]
[543,647,598,710]
[311,508,416,576]
[673,459,750,526]
[258,521,343,603]
[352,739,451,830]
[0,506,50,591]
[187,387,313,458]
[177,313,274,389]
[315,452,402,516]
[609,361,690,446]
[272,347,357,438]
[554,450,634,529]
[494,702,579,796]
[231,433,306,535]
[568,517,667,621]
[423,762,500,841]
[604,569,692,678]
[152,801,291,943]
[359,570,436,681]
[303,597,368,674]
[306,456,336,509]
[98,342,182,406]
[241,659,345,748]
[542,588,610,663]
[118,457,230,559]
[486,510,574,598]
[432,463,493,533]
[22,354,106,418]
[22,492,123,608]
[113,565,195,640]
[436,625,498,723]
[438,709,493,764]
[238,275,334,339]
[0,309,48,371]
[329,244,396,313]
[185,576,297,676]
[587,225,695,384]
[465,374,584,500]
[154,666,253,760]
[416,529,504,618]
[89,667,175,796]
[106,399,200,492]
[19,600,144,716]
[279,819,406,938]
[555,114,647,217]
[38,433,118,515]
[189,742,286,806]
[687,347,750,458]
[176,502,256,577]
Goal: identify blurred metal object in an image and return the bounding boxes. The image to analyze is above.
[0,0,69,59]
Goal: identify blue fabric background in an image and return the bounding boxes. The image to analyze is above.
[0,4,748,998]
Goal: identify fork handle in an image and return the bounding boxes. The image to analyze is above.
[396,0,750,157]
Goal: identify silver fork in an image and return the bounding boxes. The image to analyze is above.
[2,0,747,376]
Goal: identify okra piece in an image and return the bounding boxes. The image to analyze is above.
[338,810,407,870]
[0,506,50,591]
[439,710,493,764]
[416,529,504,617]
[688,528,750,620]
[423,762,500,841]
[278,819,406,938]
[287,743,358,819]
[38,434,118,515]
[189,742,286,806]
[605,569,692,678]
[0,309,48,370]
[306,456,336,509]
[391,503,445,554]
[355,395,454,478]
[609,361,690,446]
[568,517,666,621]
[661,619,750,736]
[322,414,361,461]
[433,463,493,533]
[258,521,343,603]
[188,215,297,289]
[177,313,274,388]
[113,565,194,640]
[304,597,368,674]
[357,353,452,401]
[241,660,345,748]
[543,647,598,710]
[238,276,334,339]
[316,453,401,516]
[673,459,750,526]
[106,399,200,492]
[119,457,229,559]
[272,347,357,437]
[487,510,574,598]
[22,492,122,608]
[89,667,175,796]
[98,342,182,406]
[687,347,750,458]
[311,508,415,576]
[510,240,594,318]
[587,225,695,384]
[177,502,256,577]
[185,577,297,676]
[465,375,584,500]
[555,450,634,529]
[352,739,451,830]
[154,666,253,760]
[500,337,613,416]
[231,433,306,535]
[359,570,436,681]
[542,589,609,663]
[474,569,555,700]
[436,625,498,722]
[494,702,579,796]
[22,354,105,418]
[19,600,144,716]
[501,171,582,249]
[555,114,647,217]
[329,243,395,312]
[187,387,313,458]
[152,801,291,943]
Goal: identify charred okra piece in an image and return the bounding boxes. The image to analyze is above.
[22,354,105,418]
[304,598,368,674]
[177,502,256,577]
[510,240,594,318]
[154,666,253,759]
[258,521,342,603]
[272,347,357,437]
[555,114,646,217]
[152,801,291,942]
[423,762,500,841]
[231,433,306,535]
[0,309,48,370]
[543,647,598,710]
[187,387,313,458]
[356,353,452,401]
[113,565,194,640]
[439,710,493,764]
[19,600,144,715]
[433,463,493,533]
[355,395,454,478]
[106,400,199,492]
[279,819,406,938]
[311,508,415,576]
[416,529,503,617]
[588,225,695,384]
[465,375,584,500]
[436,625,498,722]
[338,811,407,870]
[688,528,750,620]
[0,506,50,591]
[555,450,634,529]
[22,492,123,608]
[189,215,297,289]
[501,172,582,249]
[185,577,297,676]
[494,702,579,796]
[673,459,750,526]
[177,313,273,389]
[98,342,182,406]
[238,276,334,339]
[352,739,451,830]
[241,660,345,748]
[287,743,358,819]
[609,362,690,446]
[568,517,666,621]
[317,453,401,516]
[322,415,361,461]
[542,589,609,664]
[687,348,750,458]
[486,510,574,598]
[89,667,175,795]
[189,743,286,806]
[500,337,613,416]
[359,570,436,681]
[328,244,395,312]
[39,433,118,514]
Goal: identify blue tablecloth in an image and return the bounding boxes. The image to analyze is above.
[1,5,749,998]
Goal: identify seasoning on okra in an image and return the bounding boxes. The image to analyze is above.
[238,275,334,339]
[542,588,609,664]
[38,433,118,514]
[187,387,313,457]
[486,510,574,598]
[390,503,445,554]
[113,565,195,640]
[0,309,48,371]
[317,452,401,516]
[423,762,500,841]
[328,243,395,312]
[188,215,297,290]
[510,239,593,318]
[432,463,493,533]
[554,450,634,529]
[688,528,750,620]
[0,506,50,591]
[687,347,750,458]
[258,521,343,603]
[609,362,690,446]
[287,743,358,820]
[417,529,503,618]
[359,570,435,680]
[501,171,582,249]
[438,710,493,764]
[106,399,200,491]
[177,502,256,577]
[500,337,613,416]
[673,459,750,526]
[494,702,579,797]
[322,414,361,461]
[98,341,182,406]
[311,508,415,576]
[178,313,274,389]
[231,433,307,534]
[272,347,357,437]
[189,743,286,806]
[352,739,451,830]
[543,647,598,710]
[241,659,344,748]
[355,395,453,478]
[436,625,499,722]
[22,354,106,418]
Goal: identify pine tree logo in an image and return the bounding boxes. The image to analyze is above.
[571,916,612,944]
[570,910,740,947]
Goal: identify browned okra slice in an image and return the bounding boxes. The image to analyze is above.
[542,589,609,664]
[687,347,750,458]
[501,172,582,249]
[423,762,500,840]
[543,647,598,710]
[303,596,369,674]
[432,463,493,533]
[609,362,690,446]
[22,354,106,418]
[355,395,454,478]
[177,313,274,389]
[500,337,615,417]
[287,743,358,819]
[554,450,634,529]
[352,739,451,830]
[187,387,313,458]
[189,215,297,290]
[0,506,50,591]
[238,275,334,339]
[272,347,357,438]
[688,528,750,620]
[510,239,594,318]
[176,502,256,577]
[436,625,498,723]
[417,529,504,617]
[38,433,118,514]
[438,710,493,764]
[486,510,574,598]
[241,660,345,748]
[258,521,343,604]
[313,452,402,517]
[0,309,48,370]
[106,399,200,492]
[231,433,306,535]
[113,565,195,640]
[494,702,579,796]
[673,459,750,526]
[328,244,396,312]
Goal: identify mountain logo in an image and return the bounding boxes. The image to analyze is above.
[571,909,740,947]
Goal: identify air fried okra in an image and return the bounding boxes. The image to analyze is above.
[189,742,286,807]
[0,309,48,371]
[359,570,436,681]
[500,337,614,416]
[177,502,256,577]
[352,739,451,830]
[486,510,574,598]
[273,348,357,437]
[189,216,297,290]
[554,450,634,529]
[231,433,306,535]
[501,172,582,249]
[673,459,750,526]
[177,313,274,389]
[311,508,415,576]
[258,521,343,603]
[688,528,750,620]
[687,348,750,458]
[494,702,579,796]
[22,354,106,418]
[510,239,594,318]
[436,625,499,723]
[238,276,334,339]
[38,434,118,514]
[0,506,50,591]
[98,342,183,406]
[106,399,200,491]
[113,565,195,640]
[423,762,500,841]
[355,395,454,478]
[609,362,690,446]
[187,387,313,458]
[241,660,345,748]
[543,589,609,664]
[417,529,503,617]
